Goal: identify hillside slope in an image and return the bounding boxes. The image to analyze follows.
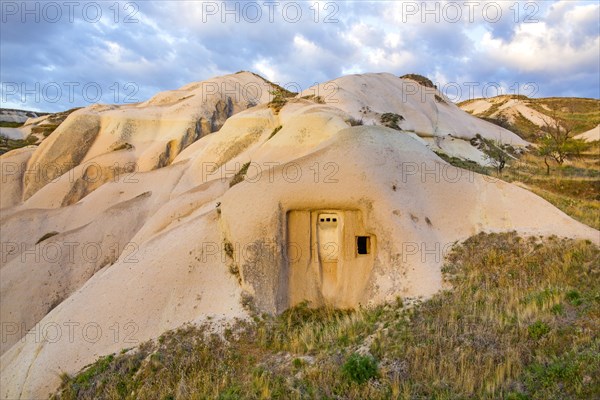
[459,95,600,141]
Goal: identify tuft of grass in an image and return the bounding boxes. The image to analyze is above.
[53,233,600,400]
[528,320,551,340]
[346,117,363,126]
[341,353,379,384]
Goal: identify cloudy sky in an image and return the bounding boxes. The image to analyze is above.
[1,0,599,112]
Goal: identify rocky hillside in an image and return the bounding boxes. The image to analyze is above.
[0,108,48,124]
[1,72,598,399]
[0,108,80,154]
[459,95,600,142]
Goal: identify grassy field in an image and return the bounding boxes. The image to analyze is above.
[53,232,599,400]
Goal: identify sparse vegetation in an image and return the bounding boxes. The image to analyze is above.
[31,123,60,137]
[458,96,599,229]
[460,96,600,141]
[0,121,24,128]
[267,125,282,140]
[400,74,436,89]
[346,117,363,126]
[111,142,134,152]
[53,233,600,400]
[268,88,296,114]
[380,113,404,130]
[0,108,80,155]
[437,146,600,230]
[223,239,234,259]
[538,114,589,174]
[479,137,512,174]
[0,134,38,155]
[229,161,251,187]
[434,151,491,176]
[301,94,325,104]
[484,111,541,142]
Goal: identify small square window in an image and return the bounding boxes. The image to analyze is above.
[357,236,370,255]
[326,218,331,221]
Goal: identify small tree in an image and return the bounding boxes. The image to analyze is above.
[483,139,509,174]
[537,114,588,174]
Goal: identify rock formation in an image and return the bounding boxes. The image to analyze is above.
[1,72,597,399]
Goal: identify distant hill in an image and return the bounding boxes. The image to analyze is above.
[0,108,80,154]
[0,108,49,125]
[458,95,600,141]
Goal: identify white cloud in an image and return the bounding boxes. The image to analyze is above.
[1,0,598,112]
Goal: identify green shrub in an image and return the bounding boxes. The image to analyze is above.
[341,353,379,384]
[115,380,128,398]
[528,321,550,340]
[565,290,583,306]
[74,354,115,387]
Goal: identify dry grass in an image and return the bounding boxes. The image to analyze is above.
[439,147,599,230]
[499,151,600,230]
[53,233,599,400]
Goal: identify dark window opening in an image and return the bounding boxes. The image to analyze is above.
[333,218,337,222]
[320,218,324,222]
[357,236,370,255]
[326,218,331,221]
